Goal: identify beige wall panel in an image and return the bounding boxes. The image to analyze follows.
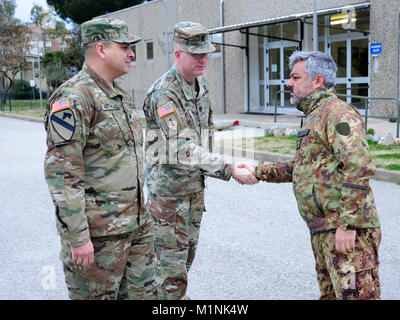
[103,0,222,112]
[369,0,400,117]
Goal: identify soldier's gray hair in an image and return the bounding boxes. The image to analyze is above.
[289,51,337,87]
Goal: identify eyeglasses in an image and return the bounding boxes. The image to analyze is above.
[178,50,209,59]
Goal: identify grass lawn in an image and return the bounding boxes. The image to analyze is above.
[1,100,47,118]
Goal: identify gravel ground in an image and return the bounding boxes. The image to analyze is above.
[1,116,399,300]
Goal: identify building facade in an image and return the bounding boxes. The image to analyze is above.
[20,24,71,97]
[101,0,400,118]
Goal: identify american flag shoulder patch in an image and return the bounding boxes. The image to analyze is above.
[157,103,175,118]
[51,98,70,113]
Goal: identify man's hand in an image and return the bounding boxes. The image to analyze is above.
[232,162,258,185]
[71,241,95,266]
[335,227,356,254]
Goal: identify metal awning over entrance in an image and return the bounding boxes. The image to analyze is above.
[208,2,370,36]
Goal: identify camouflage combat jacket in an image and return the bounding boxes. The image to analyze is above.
[143,65,232,196]
[256,88,380,234]
[44,64,145,246]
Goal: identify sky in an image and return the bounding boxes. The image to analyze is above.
[14,0,73,29]
[14,0,50,23]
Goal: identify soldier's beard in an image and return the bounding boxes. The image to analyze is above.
[290,92,304,106]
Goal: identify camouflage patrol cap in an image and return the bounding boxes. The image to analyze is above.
[81,18,142,46]
[173,21,215,54]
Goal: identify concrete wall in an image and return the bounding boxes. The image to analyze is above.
[369,0,400,117]
[101,0,222,112]
[224,0,366,24]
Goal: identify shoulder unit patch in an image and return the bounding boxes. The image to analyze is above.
[50,109,76,142]
[335,122,350,136]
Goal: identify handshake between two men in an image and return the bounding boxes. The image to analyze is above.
[231,162,258,185]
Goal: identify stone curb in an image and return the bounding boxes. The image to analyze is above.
[2,112,399,184]
[222,147,400,184]
[0,111,43,123]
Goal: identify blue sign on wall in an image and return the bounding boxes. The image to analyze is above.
[370,43,382,55]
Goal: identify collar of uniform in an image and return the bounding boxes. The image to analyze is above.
[83,63,122,99]
[174,64,200,101]
[297,87,337,115]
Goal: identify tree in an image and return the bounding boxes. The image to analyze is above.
[47,0,150,24]
[65,23,84,71]
[30,4,68,53]
[9,79,39,99]
[0,0,30,106]
[41,51,76,93]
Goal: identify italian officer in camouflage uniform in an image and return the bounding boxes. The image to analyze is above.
[43,18,157,300]
[242,51,381,299]
[142,21,257,300]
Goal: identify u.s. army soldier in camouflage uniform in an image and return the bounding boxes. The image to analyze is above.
[245,51,381,299]
[43,18,157,300]
[142,21,257,300]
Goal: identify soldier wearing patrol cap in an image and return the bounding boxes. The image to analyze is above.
[44,17,157,300]
[142,21,257,300]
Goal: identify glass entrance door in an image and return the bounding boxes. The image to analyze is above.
[266,45,298,113]
[329,37,369,112]
[258,21,300,113]
[322,9,370,113]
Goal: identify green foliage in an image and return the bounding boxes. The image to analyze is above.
[366,128,375,135]
[377,164,400,171]
[41,51,70,66]
[40,51,77,92]
[65,23,84,70]
[47,0,150,24]
[281,134,298,140]
[9,80,39,99]
[0,0,30,104]
[0,0,16,23]
[368,141,398,151]
[385,164,400,171]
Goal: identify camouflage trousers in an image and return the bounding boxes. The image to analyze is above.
[60,214,158,300]
[147,191,205,300]
[311,228,381,300]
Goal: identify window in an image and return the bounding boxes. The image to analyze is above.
[146,40,153,62]
[211,33,222,54]
[130,44,136,63]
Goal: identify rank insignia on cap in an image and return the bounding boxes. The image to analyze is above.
[50,109,76,142]
[51,98,70,114]
[157,104,175,118]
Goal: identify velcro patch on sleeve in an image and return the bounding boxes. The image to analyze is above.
[335,122,350,136]
[51,98,70,114]
[50,109,76,142]
[157,103,175,118]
